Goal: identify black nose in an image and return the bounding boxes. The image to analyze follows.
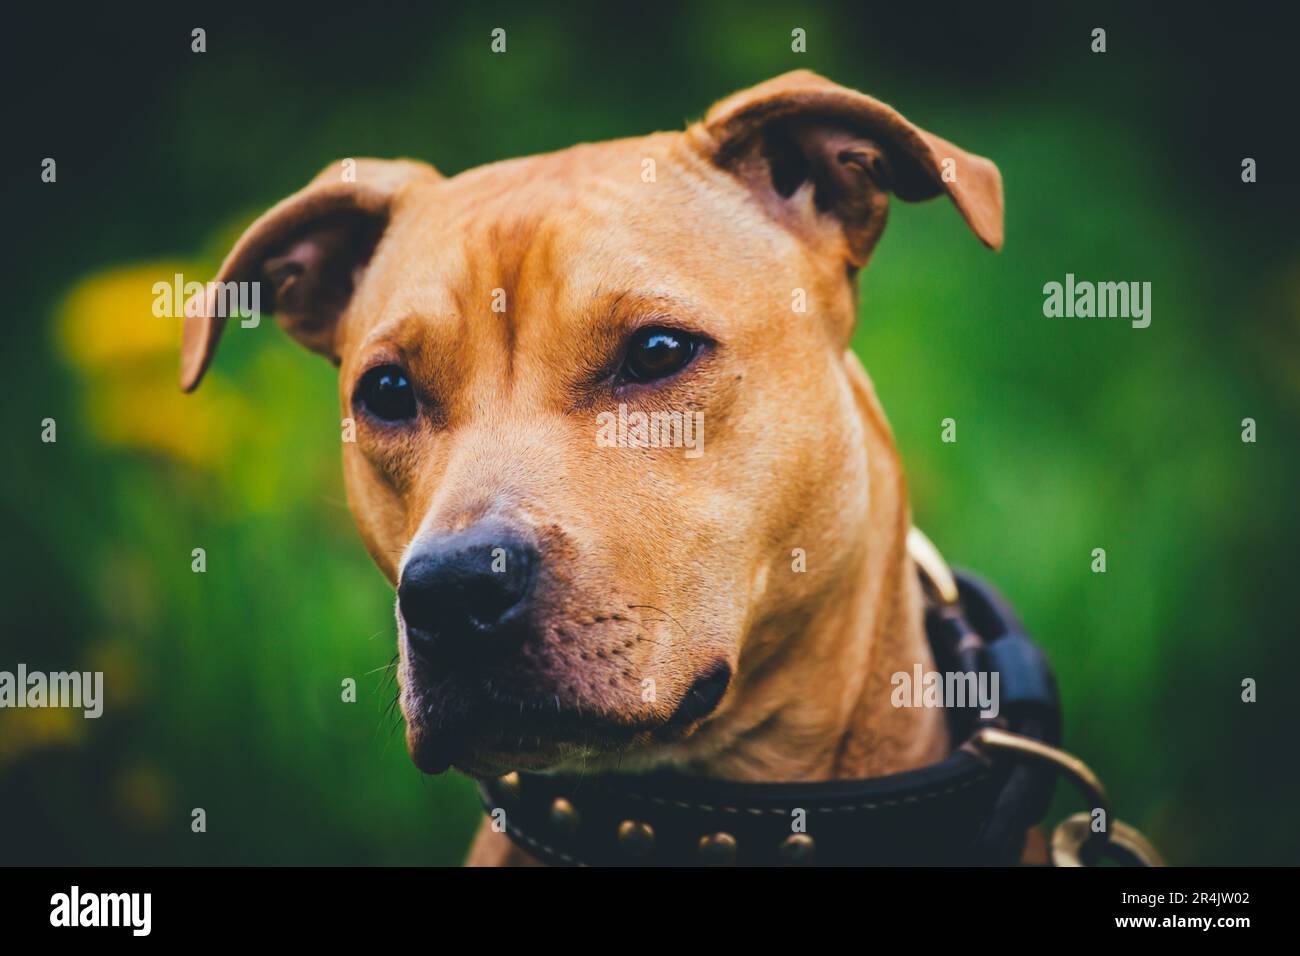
[398,524,539,661]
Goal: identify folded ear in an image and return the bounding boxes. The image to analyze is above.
[179,158,441,392]
[692,70,1003,265]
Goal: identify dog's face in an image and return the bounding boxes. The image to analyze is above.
[340,136,872,776]
[181,71,1001,776]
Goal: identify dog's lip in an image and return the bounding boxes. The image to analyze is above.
[665,661,732,727]
[409,733,460,775]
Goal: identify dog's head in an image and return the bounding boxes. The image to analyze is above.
[181,71,1002,776]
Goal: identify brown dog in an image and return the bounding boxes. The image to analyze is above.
[180,71,1003,866]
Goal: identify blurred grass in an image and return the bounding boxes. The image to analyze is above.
[1,0,1297,865]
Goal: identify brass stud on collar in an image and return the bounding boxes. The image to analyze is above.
[698,831,738,866]
[779,833,815,866]
[617,820,655,857]
[549,797,580,835]
[498,772,521,799]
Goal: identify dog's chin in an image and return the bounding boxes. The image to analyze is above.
[403,662,734,778]
[444,744,590,780]
[404,712,653,778]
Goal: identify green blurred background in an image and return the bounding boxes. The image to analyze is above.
[2,1,1297,865]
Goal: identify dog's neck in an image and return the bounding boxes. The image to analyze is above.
[660,354,949,783]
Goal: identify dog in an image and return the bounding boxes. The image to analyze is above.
[180,70,1004,866]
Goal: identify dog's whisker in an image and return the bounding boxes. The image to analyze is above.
[626,603,690,640]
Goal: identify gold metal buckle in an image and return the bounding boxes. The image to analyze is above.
[913,527,1163,866]
[908,526,960,605]
[971,727,1164,866]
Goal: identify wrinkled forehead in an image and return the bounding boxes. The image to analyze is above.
[345,134,807,354]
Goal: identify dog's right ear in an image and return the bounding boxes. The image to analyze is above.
[180,158,440,392]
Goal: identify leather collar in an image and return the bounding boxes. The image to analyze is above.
[478,563,1061,866]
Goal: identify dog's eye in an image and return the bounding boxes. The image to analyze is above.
[357,365,417,422]
[621,327,700,383]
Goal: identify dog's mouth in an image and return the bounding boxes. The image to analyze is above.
[403,662,732,777]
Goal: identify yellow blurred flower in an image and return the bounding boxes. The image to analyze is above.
[60,263,186,367]
[56,262,256,468]
[85,638,143,710]
[0,707,84,767]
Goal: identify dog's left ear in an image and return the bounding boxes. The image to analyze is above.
[693,70,1003,265]
[180,158,440,392]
